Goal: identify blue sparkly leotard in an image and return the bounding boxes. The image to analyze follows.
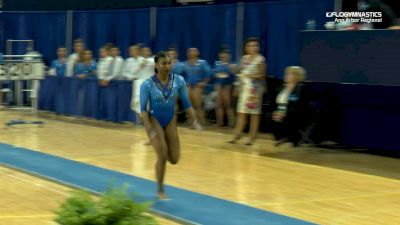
[140,73,192,128]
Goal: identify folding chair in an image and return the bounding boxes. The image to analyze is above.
[298,122,315,145]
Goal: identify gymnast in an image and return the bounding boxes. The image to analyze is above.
[140,51,201,199]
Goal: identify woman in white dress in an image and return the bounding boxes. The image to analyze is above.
[229,38,266,145]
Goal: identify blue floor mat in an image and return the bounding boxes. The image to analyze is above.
[0,143,315,225]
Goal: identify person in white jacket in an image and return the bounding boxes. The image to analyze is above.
[122,45,143,81]
[65,39,85,77]
[97,46,113,87]
[108,46,124,81]
[131,46,154,114]
[140,46,155,79]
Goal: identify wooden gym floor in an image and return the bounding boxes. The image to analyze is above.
[0,110,399,225]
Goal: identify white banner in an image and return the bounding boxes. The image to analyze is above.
[0,62,45,80]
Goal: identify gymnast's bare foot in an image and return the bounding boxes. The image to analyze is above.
[228,135,240,144]
[157,192,169,200]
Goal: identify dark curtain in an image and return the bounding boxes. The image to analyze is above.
[73,9,150,58]
[244,0,334,78]
[155,4,237,63]
[0,11,67,64]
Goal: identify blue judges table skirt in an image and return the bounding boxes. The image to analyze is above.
[38,76,136,122]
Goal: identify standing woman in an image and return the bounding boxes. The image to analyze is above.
[183,48,211,126]
[73,50,97,79]
[122,45,143,121]
[66,39,85,77]
[72,50,96,116]
[140,52,201,199]
[97,45,112,86]
[167,47,184,77]
[122,45,143,80]
[124,45,144,112]
[49,47,68,77]
[140,46,155,79]
[230,38,266,145]
[108,46,124,81]
[132,46,154,115]
[213,48,236,127]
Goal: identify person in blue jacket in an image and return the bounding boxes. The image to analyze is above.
[167,47,184,77]
[213,47,236,127]
[73,50,97,79]
[50,47,68,77]
[140,51,201,199]
[182,48,211,125]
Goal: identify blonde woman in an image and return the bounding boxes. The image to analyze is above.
[230,38,266,145]
[273,66,310,147]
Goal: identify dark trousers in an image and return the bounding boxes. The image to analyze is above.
[272,116,302,145]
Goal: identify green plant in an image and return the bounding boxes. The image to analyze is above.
[55,186,158,225]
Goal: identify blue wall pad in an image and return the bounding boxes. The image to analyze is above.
[0,143,315,225]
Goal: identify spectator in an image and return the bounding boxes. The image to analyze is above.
[167,47,184,77]
[66,39,85,77]
[108,46,124,81]
[140,46,155,79]
[97,45,113,87]
[49,47,68,77]
[122,45,143,80]
[272,66,310,147]
[131,46,154,116]
[229,38,266,145]
[182,48,211,126]
[213,47,236,127]
[123,45,145,119]
[73,50,97,79]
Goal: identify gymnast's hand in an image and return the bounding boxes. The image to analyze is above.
[147,126,158,140]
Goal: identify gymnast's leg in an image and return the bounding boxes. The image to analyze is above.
[164,116,180,165]
[148,117,169,199]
